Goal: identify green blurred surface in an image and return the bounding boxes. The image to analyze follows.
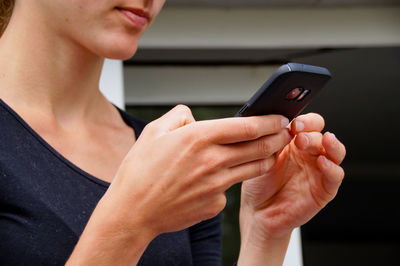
[126,105,242,266]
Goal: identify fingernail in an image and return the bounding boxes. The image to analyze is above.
[302,134,310,147]
[329,132,337,145]
[323,156,331,168]
[281,118,289,128]
[294,120,304,131]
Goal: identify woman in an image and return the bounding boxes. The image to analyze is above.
[0,0,346,265]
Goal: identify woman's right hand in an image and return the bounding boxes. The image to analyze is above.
[105,105,291,236]
[67,105,291,265]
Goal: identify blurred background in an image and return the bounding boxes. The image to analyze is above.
[122,1,400,265]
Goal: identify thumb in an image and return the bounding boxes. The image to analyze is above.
[146,105,196,138]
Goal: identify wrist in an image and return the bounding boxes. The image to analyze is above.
[237,233,291,266]
[67,193,157,265]
[238,207,292,266]
[239,200,294,241]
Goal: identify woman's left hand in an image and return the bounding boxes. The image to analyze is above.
[238,113,346,265]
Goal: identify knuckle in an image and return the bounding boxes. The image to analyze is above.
[169,104,195,126]
[174,104,192,116]
[274,116,284,131]
[216,195,227,210]
[207,178,224,194]
[208,155,226,171]
[202,146,230,172]
[178,105,195,124]
[211,159,225,170]
[194,151,225,177]
[257,161,265,176]
[242,119,259,139]
[207,195,226,218]
[189,134,209,153]
[258,158,274,176]
[143,121,158,135]
[258,139,273,157]
[212,154,227,169]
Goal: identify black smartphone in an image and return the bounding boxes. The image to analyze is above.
[235,63,331,121]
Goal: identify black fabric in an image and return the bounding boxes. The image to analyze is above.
[0,99,221,265]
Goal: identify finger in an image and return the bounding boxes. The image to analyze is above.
[291,113,325,134]
[294,132,325,156]
[222,129,291,167]
[195,115,289,144]
[317,155,345,198]
[146,105,196,137]
[225,157,277,186]
[322,132,346,165]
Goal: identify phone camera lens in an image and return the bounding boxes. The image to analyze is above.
[296,89,310,101]
[286,88,303,100]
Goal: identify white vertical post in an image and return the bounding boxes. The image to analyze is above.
[99,59,125,110]
[283,228,303,266]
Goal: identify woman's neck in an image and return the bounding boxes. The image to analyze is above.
[0,3,110,125]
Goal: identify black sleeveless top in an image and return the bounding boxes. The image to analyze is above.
[0,99,221,265]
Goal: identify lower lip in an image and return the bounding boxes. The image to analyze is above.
[118,9,148,28]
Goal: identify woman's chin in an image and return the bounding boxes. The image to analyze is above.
[93,37,139,61]
[105,47,138,60]
[103,46,138,61]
